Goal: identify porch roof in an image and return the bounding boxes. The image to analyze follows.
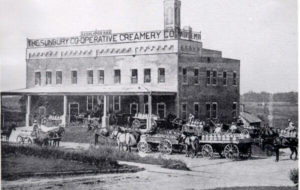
[1,84,177,96]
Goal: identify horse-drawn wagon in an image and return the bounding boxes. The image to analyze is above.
[199,133,253,159]
[137,131,183,154]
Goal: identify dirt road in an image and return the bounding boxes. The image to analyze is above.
[2,142,298,190]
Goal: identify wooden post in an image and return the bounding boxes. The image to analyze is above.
[147,93,152,130]
[26,95,31,127]
[102,95,109,128]
[62,95,67,127]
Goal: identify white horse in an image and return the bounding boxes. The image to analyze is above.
[178,133,200,158]
[110,128,139,152]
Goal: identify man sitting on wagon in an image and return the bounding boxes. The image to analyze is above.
[285,119,296,132]
[214,124,222,134]
[229,122,238,133]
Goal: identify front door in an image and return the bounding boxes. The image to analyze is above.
[157,103,166,119]
[69,103,79,122]
[130,103,138,115]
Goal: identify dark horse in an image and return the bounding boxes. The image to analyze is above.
[259,126,298,162]
[48,127,65,147]
[1,124,16,141]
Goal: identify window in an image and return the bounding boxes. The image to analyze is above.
[182,68,187,84]
[157,103,166,119]
[194,103,199,117]
[56,71,62,84]
[46,71,52,85]
[71,71,77,84]
[194,68,199,84]
[181,103,187,120]
[35,72,41,86]
[212,70,217,85]
[144,69,151,83]
[206,103,211,118]
[114,69,121,84]
[98,70,104,84]
[233,71,237,86]
[223,71,227,86]
[87,70,93,84]
[130,103,138,115]
[158,68,165,83]
[206,70,211,85]
[131,69,138,84]
[144,104,149,114]
[232,102,237,119]
[87,96,94,111]
[212,102,218,118]
[113,96,121,111]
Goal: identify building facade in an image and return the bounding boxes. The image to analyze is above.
[2,0,240,127]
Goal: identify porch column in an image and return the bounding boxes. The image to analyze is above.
[62,95,67,127]
[139,95,144,114]
[26,95,31,127]
[147,93,152,130]
[102,95,109,128]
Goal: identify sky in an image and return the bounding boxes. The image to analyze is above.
[0,0,298,93]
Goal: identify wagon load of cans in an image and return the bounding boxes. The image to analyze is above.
[279,130,297,138]
[201,133,253,143]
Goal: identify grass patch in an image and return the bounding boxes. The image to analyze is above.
[62,125,117,146]
[89,145,190,171]
[211,186,297,190]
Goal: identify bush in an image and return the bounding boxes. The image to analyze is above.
[289,168,298,186]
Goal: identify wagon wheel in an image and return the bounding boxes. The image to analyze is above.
[264,144,274,157]
[137,141,151,153]
[202,144,214,158]
[132,119,141,129]
[16,135,24,144]
[224,144,239,160]
[158,140,173,154]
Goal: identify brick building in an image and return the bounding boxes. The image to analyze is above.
[2,0,240,128]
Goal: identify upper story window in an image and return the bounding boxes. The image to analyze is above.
[87,70,93,84]
[212,70,217,85]
[98,70,104,84]
[114,69,121,84]
[223,71,227,86]
[71,70,77,84]
[194,68,199,84]
[56,71,62,85]
[35,72,41,86]
[182,68,187,84]
[158,68,165,83]
[46,71,52,85]
[233,71,237,86]
[131,69,138,84]
[212,102,218,118]
[113,96,121,111]
[206,70,211,85]
[144,69,151,83]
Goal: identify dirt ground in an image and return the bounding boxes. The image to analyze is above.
[2,140,298,190]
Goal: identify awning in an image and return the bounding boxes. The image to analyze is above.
[240,112,262,123]
[1,84,177,96]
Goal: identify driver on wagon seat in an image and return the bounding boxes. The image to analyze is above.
[285,119,296,132]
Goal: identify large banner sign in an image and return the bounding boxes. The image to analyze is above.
[27,29,201,48]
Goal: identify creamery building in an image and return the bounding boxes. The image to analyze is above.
[1,0,240,129]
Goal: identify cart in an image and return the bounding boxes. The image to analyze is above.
[137,130,183,154]
[16,128,35,144]
[199,133,253,160]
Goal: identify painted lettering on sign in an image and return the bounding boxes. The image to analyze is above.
[27,30,201,48]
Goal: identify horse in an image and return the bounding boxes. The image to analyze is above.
[48,127,65,147]
[110,128,140,152]
[177,133,200,158]
[1,124,16,141]
[259,126,298,162]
